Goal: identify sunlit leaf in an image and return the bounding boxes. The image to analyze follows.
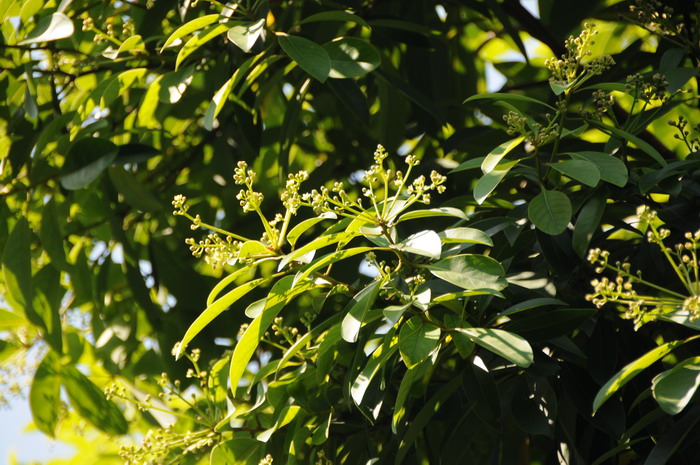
[277,33,331,82]
[19,12,74,45]
[454,327,533,368]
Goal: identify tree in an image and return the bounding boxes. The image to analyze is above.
[1,0,700,463]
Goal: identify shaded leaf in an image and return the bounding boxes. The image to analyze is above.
[29,351,61,437]
[528,189,571,235]
[652,357,700,415]
[549,160,600,187]
[568,151,628,187]
[277,33,330,82]
[60,138,118,190]
[62,365,128,435]
[161,13,221,51]
[2,217,32,313]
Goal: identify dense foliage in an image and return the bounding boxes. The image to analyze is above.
[1,0,700,464]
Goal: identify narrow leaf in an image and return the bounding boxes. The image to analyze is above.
[341,279,382,343]
[161,14,221,51]
[2,217,32,312]
[481,137,524,174]
[29,351,61,437]
[593,336,699,413]
[474,160,518,204]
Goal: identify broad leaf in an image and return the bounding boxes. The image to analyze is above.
[278,33,331,82]
[60,138,118,190]
[324,37,380,78]
[438,227,493,246]
[399,316,441,368]
[29,351,61,437]
[392,230,441,259]
[652,357,700,415]
[61,365,128,435]
[19,12,74,45]
[210,438,263,464]
[568,151,628,187]
[426,254,507,292]
[227,19,265,53]
[2,217,32,312]
[286,212,336,247]
[528,189,571,235]
[398,207,468,222]
[549,160,600,187]
[454,327,533,368]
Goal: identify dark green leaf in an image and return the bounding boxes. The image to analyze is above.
[108,167,163,212]
[277,33,330,82]
[29,351,61,437]
[572,191,606,258]
[61,365,128,435]
[549,160,600,187]
[528,190,572,235]
[60,138,118,190]
[652,357,700,415]
[2,217,32,312]
[210,438,263,465]
[300,11,369,28]
[568,151,628,187]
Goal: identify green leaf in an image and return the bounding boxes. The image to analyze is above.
[474,160,518,204]
[61,365,128,435]
[593,336,699,414]
[395,376,461,465]
[229,277,316,392]
[277,33,331,82]
[392,230,441,259]
[279,231,357,270]
[652,357,700,415]
[256,405,303,442]
[29,351,61,437]
[399,317,441,368]
[392,361,427,433]
[481,137,524,174]
[210,438,263,465]
[351,330,399,404]
[449,156,486,174]
[161,14,221,51]
[589,120,667,166]
[204,54,260,131]
[38,199,67,270]
[506,308,596,342]
[438,228,493,246]
[549,79,575,95]
[300,10,369,28]
[177,277,270,358]
[454,327,533,368]
[464,93,556,110]
[572,192,606,258]
[549,160,600,187]
[324,37,380,79]
[0,308,26,328]
[206,267,256,307]
[2,217,32,313]
[311,412,332,445]
[227,19,265,53]
[286,212,336,247]
[19,12,74,45]
[444,314,474,359]
[341,279,382,343]
[108,167,163,212]
[293,246,374,286]
[426,254,507,292]
[176,23,231,70]
[159,67,195,104]
[528,190,572,235]
[60,138,118,190]
[397,207,468,222]
[568,151,628,187]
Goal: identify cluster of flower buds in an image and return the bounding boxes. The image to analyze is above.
[626,73,669,102]
[185,234,240,268]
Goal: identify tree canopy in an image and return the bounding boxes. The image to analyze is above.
[1,0,700,464]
